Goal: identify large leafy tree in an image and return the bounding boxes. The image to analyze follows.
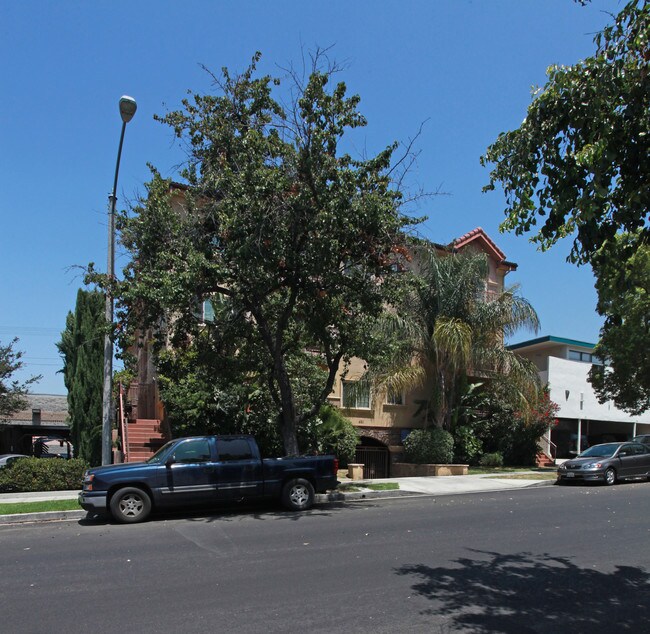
[589,234,650,413]
[109,54,416,455]
[481,1,649,412]
[0,338,40,420]
[57,289,104,465]
[368,249,541,431]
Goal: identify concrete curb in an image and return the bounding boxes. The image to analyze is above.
[0,510,87,525]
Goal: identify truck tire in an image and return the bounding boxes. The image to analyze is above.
[282,478,315,511]
[110,487,152,523]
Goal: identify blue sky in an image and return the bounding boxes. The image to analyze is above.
[1,0,621,395]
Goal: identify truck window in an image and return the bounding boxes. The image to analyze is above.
[173,439,212,463]
[217,438,253,461]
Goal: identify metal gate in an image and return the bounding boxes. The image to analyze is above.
[355,445,389,479]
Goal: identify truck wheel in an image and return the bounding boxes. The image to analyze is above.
[282,478,315,511]
[110,487,152,523]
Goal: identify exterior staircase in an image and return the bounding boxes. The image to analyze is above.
[123,418,168,463]
[116,382,170,463]
[535,451,555,468]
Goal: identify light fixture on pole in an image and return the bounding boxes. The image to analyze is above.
[102,95,137,465]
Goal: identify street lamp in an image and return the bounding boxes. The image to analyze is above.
[102,95,137,465]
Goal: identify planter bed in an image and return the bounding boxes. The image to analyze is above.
[392,463,468,477]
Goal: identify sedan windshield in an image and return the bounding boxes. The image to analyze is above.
[579,443,619,458]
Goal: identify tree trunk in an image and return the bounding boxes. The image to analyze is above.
[274,351,300,456]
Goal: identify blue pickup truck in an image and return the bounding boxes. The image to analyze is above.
[78,435,339,523]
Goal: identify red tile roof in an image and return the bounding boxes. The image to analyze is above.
[451,227,516,270]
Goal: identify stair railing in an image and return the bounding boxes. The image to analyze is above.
[538,432,557,462]
[118,383,129,463]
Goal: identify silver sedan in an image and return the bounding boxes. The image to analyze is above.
[557,442,650,486]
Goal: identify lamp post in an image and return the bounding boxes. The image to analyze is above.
[102,96,137,465]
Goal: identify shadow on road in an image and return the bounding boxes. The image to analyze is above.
[395,549,650,633]
[77,500,357,526]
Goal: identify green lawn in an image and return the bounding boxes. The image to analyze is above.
[338,482,400,492]
[0,499,82,515]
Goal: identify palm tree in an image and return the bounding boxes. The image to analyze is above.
[369,247,540,430]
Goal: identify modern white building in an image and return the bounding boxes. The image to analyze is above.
[510,336,650,459]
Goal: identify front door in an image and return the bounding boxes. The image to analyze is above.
[161,438,218,506]
[618,443,650,478]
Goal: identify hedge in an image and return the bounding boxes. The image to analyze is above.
[403,428,454,464]
[0,458,89,493]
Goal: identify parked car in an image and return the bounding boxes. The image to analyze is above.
[79,435,339,523]
[633,434,650,446]
[557,442,650,486]
[0,454,29,468]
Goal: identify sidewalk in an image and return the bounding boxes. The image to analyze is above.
[0,472,555,524]
[320,471,554,502]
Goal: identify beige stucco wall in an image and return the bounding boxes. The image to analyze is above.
[517,343,593,372]
[327,356,432,434]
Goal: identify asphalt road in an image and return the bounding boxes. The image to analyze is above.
[1,483,649,633]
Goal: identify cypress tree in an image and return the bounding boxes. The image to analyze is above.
[58,290,104,465]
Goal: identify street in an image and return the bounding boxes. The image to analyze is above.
[1,484,649,633]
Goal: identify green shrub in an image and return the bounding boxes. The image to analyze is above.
[302,405,359,464]
[403,428,454,464]
[479,452,504,468]
[0,458,89,493]
[471,384,559,466]
[453,426,483,464]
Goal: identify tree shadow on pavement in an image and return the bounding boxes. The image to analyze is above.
[395,549,650,633]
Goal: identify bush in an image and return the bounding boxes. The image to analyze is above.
[479,452,504,468]
[453,426,483,464]
[302,405,359,464]
[471,383,559,466]
[403,428,454,464]
[0,458,89,493]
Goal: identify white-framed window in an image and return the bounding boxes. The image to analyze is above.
[341,380,370,409]
[385,389,404,406]
[193,298,215,323]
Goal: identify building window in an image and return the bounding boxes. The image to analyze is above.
[385,389,404,406]
[568,349,603,365]
[342,381,370,409]
[193,298,215,323]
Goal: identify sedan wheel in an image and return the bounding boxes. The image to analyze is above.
[604,467,617,486]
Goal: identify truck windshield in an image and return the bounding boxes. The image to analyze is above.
[146,441,176,464]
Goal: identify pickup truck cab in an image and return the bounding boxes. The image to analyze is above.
[79,435,338,523]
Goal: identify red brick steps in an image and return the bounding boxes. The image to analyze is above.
[123,418,169,463]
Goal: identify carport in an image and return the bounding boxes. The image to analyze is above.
[552,418,648,459]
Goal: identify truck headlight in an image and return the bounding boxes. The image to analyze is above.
[82,473,95,491]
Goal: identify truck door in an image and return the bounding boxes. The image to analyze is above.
[161,437,218,506]
[215,437,264,500]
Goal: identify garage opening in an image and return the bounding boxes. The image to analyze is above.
[355,437,390,479]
